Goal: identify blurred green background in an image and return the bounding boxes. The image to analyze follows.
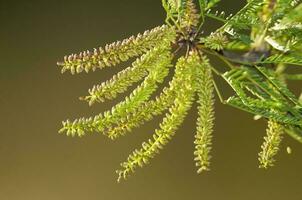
[1,0,302,199]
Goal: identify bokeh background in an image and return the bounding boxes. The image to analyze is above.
[1,0,302,199]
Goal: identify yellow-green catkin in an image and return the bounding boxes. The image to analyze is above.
[193,53,215,173]
[259,120,284,168]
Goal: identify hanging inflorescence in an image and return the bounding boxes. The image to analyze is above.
[58,0,302,182]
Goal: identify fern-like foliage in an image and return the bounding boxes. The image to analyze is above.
[261,53,302,66]
[58,0,302,182]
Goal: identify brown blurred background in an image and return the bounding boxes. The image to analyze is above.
[1,0,302,199]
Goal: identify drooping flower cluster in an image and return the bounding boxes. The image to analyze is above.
[58,0,302,181]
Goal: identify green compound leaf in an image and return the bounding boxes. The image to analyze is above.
[279,2,302,23]
[223,66,302,128]
[255,66,300,105]
[260,53,302,66]
[221,0,264,31]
